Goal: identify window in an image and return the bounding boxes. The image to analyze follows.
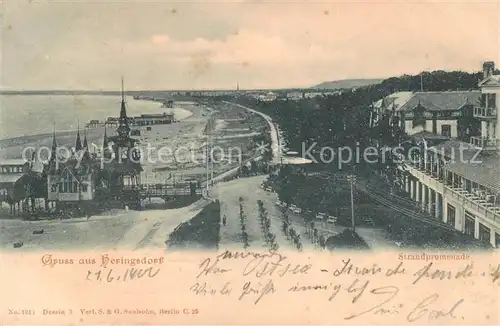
[479,224,490,244]
[480,94,487,107]
[447,204,456,227]
[61,169,78,193]
[412,105,426,128]
[441,125,451,137]
[487,93,496,108]
[464,212,475,237]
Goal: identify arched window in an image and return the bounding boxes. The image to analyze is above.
[61,169,78,193]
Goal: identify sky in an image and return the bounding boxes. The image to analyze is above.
[1,0,499,90]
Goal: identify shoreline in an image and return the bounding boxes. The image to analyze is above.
[0,97,194,146]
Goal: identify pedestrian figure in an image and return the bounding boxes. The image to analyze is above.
[222,214,227,226]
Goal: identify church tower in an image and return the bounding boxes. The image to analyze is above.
[82,128,91,162]
[102,126,112,159]
[108,77,142,188]
[112,77,137,162]
[75,126,83,152]
[49,129,59,174]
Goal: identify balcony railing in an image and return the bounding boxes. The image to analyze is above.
[407,162,500,226]
[469,136,498,150]
[444,185,500,226]
[473,106,496,119]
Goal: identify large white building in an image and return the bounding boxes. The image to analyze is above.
[400,61,500,248]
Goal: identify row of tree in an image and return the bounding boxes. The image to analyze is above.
[279,205,303,251]
[239,198,250,249]
[257,200,279,251]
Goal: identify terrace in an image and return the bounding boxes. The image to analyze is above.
[405,142,500,227]
[473,106,496,119]
[469,136,498,150]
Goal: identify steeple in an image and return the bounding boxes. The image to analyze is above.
[117,76,131,138]
[49,123,59,173]
[82,128,90,160]
[75,122,83,151]
[51,125,57,162]
[102,125,112,159]
[83,128,89,149]
[120,76,126,118]
[103,126,108,148]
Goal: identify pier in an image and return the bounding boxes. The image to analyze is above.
[123,183,202,200]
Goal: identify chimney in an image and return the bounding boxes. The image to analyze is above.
[483,61,495,79]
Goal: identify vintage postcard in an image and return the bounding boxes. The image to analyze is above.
[1,0,499,325]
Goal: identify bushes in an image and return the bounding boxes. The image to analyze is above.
[325,229,370,250]
[166,200,221,249]
[142,195,201,210]
[386,218,492,250]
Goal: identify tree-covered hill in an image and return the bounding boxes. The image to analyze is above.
[221,70,492,155]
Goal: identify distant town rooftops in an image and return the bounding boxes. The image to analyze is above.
[398,91,480,112]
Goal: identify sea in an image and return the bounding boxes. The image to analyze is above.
[0,95,188,140]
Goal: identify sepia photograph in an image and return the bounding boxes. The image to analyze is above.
[0,0,499,325]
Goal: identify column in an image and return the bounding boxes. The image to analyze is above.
[415,181,420,203]
[490,231,496,248]
[410,178,414,200]
[423,184,429,211]
[442,196,448,224]
[429,155,434,175]
[428,187,433,214]
[474,217,480,240]
[455,207,464,232]
[435,192,441,219]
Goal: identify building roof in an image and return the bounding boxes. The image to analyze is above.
[138,113,174,118]
[410,131,450,143]
[429,139,477,155]
[373,91,413,111]
[446,155,500,193]
[398,91,480,112]
[103,161,143,174]
[478,74,500,87]
[0,159,27,166]
[0,173,24,184]
[429,140,500,193]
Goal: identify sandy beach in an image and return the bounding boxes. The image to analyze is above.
[0,98,270,250]
[0,99,265,185]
